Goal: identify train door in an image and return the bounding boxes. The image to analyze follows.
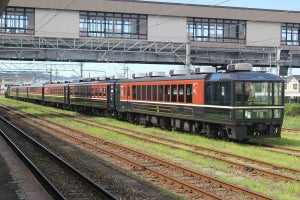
[64,85,69,105]
[16,87,19,98]
[107,83,115,111]
[115,83,121,110]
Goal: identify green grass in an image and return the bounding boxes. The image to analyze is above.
[1,96,300,199]
[283,103,300,129]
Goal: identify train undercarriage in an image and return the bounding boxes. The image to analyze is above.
[116,111,282,141]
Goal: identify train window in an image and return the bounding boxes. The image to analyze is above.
[103,88,107,97]
[171,85,177,102]
[152,85,157,101]
[97,87,101,97]
[178,84,184,102]
[235,110,244,119]
[142,85,146,100]
[205,82,219,105]
[81,86,84,97]
[186,84,192,103]
[132,85,136,100]
[235,81,243,105]
[99,87,102,97]
[245,109,272,119]
[85,86,87,97]
[87,86,90,97]
[147,85,151,101]
[158,85,163,101]
[123,86,126,96]
[246,82,272,106]
[220,82,231,106]
[164,85,170,102]
[274,109,282,118]
[91,88,94,97]
[274,82,283,105]
[94,87,98,97]
[137,86,141,100]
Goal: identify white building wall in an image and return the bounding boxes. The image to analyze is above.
[286,77,299,93]
[35,9,79,38]
[147,15,187,42]
[246,21,281,47]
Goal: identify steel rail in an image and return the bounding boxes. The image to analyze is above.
[0,115,118,200]
[14,110,273,200]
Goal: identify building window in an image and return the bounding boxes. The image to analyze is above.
[187,18,246,43]
[80,11,147,39]
[281,23,300,46]
[0,7,34,34]
[293,83,298,90]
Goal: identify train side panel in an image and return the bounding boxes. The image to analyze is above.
[27,84,44,102]
[68,81,114,114]
[44,83,68,106]
[117,77,205,131]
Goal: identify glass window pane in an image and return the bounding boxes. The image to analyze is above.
[164,85,170,102]
[147,85,151,101]
[186,84,192,103]
[79,11,147,39]
[132,85,136,100]
[152,85,157,101]
[245,109,272,119]
[235,81,243,105]
[274,82,283,105]
[274,109,282,118]
[142,85,146,100]
[171,85,177,102]
[158,85,163,101]
[178,84,184,102]
[0,7,34,35]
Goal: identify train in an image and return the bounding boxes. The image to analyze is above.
[5,63,285,141]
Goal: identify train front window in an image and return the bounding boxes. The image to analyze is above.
[235,81,273,106]
[235,109,273,119]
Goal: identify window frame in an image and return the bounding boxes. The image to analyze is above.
[80,11,147,39]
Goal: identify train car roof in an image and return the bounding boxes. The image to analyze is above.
[27,82,46,87]
[117,72,283,83]
[68,79,116,85]
[44,82,69,87]
[117,74,208,83]
[206,72,284,81]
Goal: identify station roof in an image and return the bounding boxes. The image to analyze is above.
[6,0,300,23]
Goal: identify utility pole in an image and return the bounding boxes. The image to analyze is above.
[80,62,83,79]
[185,37,191,72]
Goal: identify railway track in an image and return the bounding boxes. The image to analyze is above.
[246,141,300,157]
[60,115,299,182]
[0,115,118,200]
[282,128,300,134]
[1,105,273,199]
[19,105,300,182]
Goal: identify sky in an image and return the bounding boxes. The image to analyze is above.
[2,0,300,80]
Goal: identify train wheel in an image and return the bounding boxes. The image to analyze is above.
[218,129,228,140]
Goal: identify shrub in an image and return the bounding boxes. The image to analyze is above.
[285,103,300,116]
